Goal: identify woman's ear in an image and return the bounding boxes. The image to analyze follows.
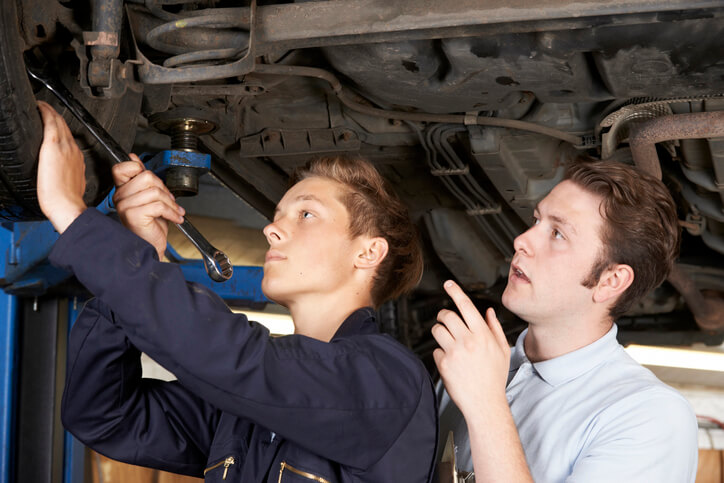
[355,237,389,270]
[593,263,634,305]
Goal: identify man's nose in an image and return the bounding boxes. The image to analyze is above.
[263,221,283,244]
[513,226,535,257]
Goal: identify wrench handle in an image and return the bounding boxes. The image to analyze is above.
[175,219,233,282]
[27,63,233,282]
[26,64,128,165]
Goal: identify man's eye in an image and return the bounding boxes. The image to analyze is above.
[553,229,564,240]
[532,216,540,225]
[301,211,313,219]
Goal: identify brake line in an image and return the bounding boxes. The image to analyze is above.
[252,64,584,146]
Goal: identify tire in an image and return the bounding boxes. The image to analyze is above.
[0,0,142,221]
[0,0,44,220]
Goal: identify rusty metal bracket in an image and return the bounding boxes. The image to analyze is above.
[239,127,360,157]
[71,39,140,99]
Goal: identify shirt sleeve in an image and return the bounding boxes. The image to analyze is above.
[50,209,428,470]
[61,297,221,477]
[566,387,699,483]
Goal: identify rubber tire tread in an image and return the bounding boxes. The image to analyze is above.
[0,0,45,220]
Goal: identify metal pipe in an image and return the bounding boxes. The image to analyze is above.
[628,110,724,332]
[678,177,724,223]
[629,111,724,180]
[680,164,722,192]
[252,64,584,145]
[701,228,724,256]
[667,265,724,332]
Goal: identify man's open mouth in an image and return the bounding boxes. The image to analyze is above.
[511,264,531,283]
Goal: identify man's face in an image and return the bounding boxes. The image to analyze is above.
[261,176,358,307]
[502,180,607,325]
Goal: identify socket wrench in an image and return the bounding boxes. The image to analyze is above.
[27,63,233,282]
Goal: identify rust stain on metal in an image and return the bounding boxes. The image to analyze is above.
[629,111,724,180]
[85,31,119,46]
[168,153,194,166]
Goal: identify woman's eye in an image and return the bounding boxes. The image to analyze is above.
[532,216,540,225]
[553,229,564,240]
[301,211,313,219]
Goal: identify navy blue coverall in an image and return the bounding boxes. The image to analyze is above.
[49,209,438,482]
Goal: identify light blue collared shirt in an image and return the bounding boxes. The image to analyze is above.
[438,324,698,483]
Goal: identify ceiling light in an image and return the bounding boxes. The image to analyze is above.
[625,345,724,372]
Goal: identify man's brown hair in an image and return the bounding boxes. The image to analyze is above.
[290,155,423,307]
[567,159,681,320]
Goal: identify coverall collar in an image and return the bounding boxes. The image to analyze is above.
[331,307,378,339]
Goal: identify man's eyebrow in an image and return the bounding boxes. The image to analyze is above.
[534,204,578,235]
[549,214,577,236]
[295,194,323,203]
[273,194,325,215]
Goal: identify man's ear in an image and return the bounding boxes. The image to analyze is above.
[355,237,389,270]
[593,263,634,304]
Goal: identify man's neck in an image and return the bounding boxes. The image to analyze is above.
[288,291,374,342]
[523,316,613,363]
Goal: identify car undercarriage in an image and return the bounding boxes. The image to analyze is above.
[3,0,724,355]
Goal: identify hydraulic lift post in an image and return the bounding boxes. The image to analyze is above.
[0,291,17,483]
[0,213,269,483]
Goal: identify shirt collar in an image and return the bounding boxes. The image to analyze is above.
[510,324,621,387]
[331,307,379,339]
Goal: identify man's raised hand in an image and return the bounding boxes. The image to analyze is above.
[112,158,185,260]
[36,101,87,234]
[432,280,511,416]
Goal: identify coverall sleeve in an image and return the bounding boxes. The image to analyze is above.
[50,209,426,470]
[61,297,221,477]
[565,388,699,483]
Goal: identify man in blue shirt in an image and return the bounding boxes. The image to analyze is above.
[35,101,438,482]
[433,160,698,482]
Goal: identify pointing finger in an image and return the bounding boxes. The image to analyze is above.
[443,280,487,333]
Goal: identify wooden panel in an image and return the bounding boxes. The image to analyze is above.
[158,471,204,483]
[696,449,723,483]
[89,451,203,483]
[89,452,155,483]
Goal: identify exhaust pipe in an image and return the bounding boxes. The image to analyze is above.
[629,111,724,332]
